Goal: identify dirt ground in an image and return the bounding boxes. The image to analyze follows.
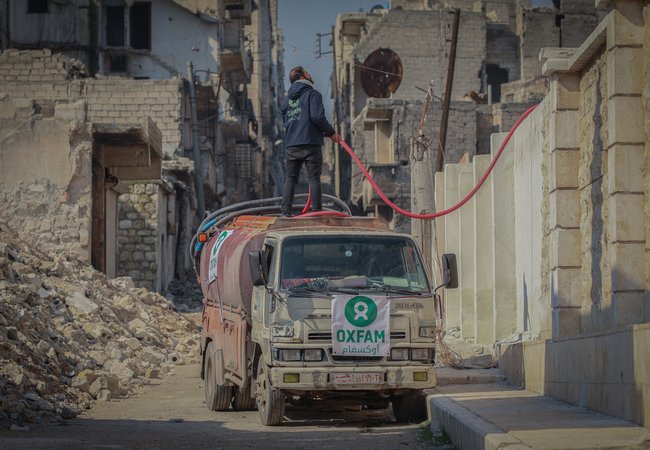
[0,364,446,450]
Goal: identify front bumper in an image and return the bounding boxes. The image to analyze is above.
[269,365,436,391]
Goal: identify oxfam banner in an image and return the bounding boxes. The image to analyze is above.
[332,295,390,356]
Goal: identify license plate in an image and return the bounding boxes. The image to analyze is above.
[333,373,383,385]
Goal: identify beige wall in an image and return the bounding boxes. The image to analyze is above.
[435,0,650,426]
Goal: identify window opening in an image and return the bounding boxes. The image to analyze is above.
[27,0,48,14]
[130,2,152,50]
[105,5,125,47]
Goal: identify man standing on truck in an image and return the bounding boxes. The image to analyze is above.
[280,66,340,217]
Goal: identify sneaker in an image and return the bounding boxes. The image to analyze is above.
[280,212,291,218]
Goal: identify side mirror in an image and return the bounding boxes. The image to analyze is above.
[248,250,266,286]
[441,253,458,289]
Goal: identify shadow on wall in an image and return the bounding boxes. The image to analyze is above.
[501,292,648,427]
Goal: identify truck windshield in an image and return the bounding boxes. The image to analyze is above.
[280,236,430,293]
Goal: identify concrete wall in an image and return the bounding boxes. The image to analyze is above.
[8,0,92,46]
[435,0,650,427]
[114,0,220,78]
[0,110,92,262]
[6,0,219,78]
[352,8,486,105]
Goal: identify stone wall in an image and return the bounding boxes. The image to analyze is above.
[117,184,160,291]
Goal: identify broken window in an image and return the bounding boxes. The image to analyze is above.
[107,54,127,73]
[27,0,48,13]
[130,2,152,50]
[485,64,509,103]
[374,120,393,164]
[105,5,125,47]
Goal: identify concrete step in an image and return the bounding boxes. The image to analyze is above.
[427,383,650,450]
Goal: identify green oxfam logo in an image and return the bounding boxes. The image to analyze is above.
[344,296,377,327]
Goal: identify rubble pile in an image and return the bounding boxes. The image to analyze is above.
[0,224,200,429]
[168,276,204,312]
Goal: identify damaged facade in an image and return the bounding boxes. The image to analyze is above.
[0,0,285,294]
[329,0,602,230]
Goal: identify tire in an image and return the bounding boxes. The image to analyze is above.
[232,380,257,411]
[204,342,233,411]
[255,362,285,426]
[391,390,427,423]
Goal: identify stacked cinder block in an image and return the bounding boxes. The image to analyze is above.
[0,49,87,82]
[0,50,182,158]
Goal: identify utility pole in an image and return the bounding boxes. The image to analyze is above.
[436,8,460,172]
[187,61,206,218]
[411,81,436,269]
[330,26,342,198]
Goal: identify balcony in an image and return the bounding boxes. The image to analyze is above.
[219,22,252,80]
[218,0,252,25]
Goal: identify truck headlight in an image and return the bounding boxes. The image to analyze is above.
[390,348,409,361]
[303,349,323,361]
[272,326,294,337]
[278,349,301,361]
[411,348,432,361]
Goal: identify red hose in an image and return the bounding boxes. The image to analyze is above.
[301,187,312,214]
[295,102,538,220]
[339,103,539,220]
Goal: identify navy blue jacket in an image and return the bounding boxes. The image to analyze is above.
[281,80,335,148]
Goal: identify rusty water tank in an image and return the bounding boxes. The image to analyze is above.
[360,48,403,98]
[199,216,273,315]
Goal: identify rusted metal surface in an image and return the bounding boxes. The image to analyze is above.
[360,48,403,98]
[199,226,264,316]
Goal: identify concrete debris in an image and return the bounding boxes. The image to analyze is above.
[167,278,203,312]
[0,223,200,430]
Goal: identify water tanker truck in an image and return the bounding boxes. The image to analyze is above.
[192,200,458,426]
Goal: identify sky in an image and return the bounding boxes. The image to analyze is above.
[277,0,554,120]
[278,0,385,120]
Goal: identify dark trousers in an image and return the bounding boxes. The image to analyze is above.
[281,144,323,214]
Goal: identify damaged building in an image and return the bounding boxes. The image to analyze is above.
[0,0,285,295]
[329,0,603,230]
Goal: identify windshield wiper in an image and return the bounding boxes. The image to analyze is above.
[368,281,425,296]
[287,285,330,297]
[288,285,359,297]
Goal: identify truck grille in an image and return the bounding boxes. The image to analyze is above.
[330,354,384,362]
[308,331,407,341]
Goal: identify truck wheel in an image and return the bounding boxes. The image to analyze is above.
[391,390,427,423]
[255,363,285,425]
[204,342,232,411]
[232,380,257,411]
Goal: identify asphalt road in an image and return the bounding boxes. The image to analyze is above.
[0,364,440,450]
